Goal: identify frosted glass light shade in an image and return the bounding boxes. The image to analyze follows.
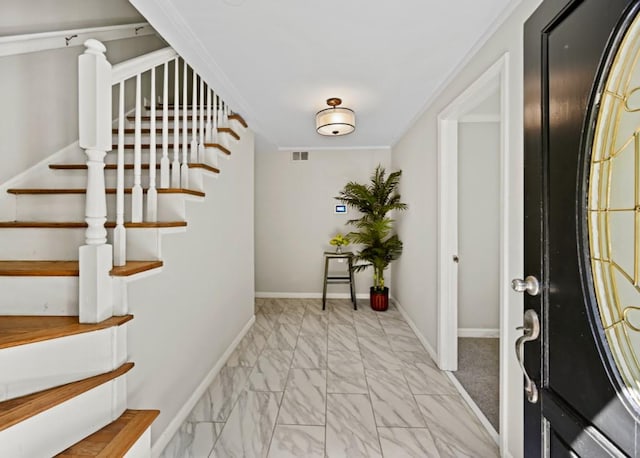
[315,107,355,136]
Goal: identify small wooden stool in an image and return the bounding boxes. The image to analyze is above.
[322,251,357,310]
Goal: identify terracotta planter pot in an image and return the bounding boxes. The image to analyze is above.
[370,287,389,311]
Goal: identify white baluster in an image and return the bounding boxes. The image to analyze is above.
[147,67,158,222]
[131,73,143,222]
[78,39,113,323]
[171,58,181,188]
[114,82,126,267]
[199,78,205,162]
[205,87,212,143]
[190,71,198,163]
[160,61,170,188]
[213,93,218,143]
[210,93,219,167]
[220,100,230,149]
[181,60,189,188]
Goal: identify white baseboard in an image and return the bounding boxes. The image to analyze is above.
[389,296,438,365]
[150,315,256,457]
[391,296,500,447]
[254,292,369,300]
[445,371,500,446]
[458,328,500,338]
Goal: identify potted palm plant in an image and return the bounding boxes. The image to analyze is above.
[336,165,407,311]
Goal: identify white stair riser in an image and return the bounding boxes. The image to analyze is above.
[0,324,127,401]
[0,276,78,315]
[142,107,228,118]
[0,226,167,260]
[112,132,234,144]
[0,228,84,260]
[104,148,227,165]
[124,426,152,458]
[45,166,215,190]
[0,375,127,457]
[15,193,188,222]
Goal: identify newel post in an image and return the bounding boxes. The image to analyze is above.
[78,39,113,323]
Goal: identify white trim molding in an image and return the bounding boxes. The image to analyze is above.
[277,145,392,152]
[151,315,255,457]
[390,297,438,364]
[0,22,155,58]
[255,292,369,300]
[458,328,500,338]
[436,53,510,372]
[445,371,500,445]
[459,114,501,123]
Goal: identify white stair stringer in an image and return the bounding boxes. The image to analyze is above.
[0,368,128,458]
[0,277,78,315]
[0,322,128,402]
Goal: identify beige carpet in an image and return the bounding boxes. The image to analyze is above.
[455,337,499,431]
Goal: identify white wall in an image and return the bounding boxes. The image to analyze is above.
[254,144,392,297]
[458,121,500,331]
[127,132,255,445]
[390,0,542,456]
[0,0,166,186]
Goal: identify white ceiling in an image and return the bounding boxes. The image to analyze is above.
[131,0,518,149]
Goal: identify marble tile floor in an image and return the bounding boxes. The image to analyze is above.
[161,298,498,458]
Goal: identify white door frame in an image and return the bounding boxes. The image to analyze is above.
[436,52,511,442]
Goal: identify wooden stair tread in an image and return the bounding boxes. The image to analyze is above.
[217,127,240,140]
[49,162,220,174]
[112,127,239,138]
[110,260,163,277]
[229,113,248,128]
[0,363,134,432]
[110,143,229,154]
[128,115,196,121]
[8,188,205,198]
[0,221,187,229]
[203,143,231,155]
[0,260,162,277]
[56,409,160,457]
[132,113,246,128]
[188,163,221,174]
[0,315,133,350]
[0,261,80,276]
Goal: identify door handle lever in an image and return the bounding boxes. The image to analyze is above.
[515,309,540,403]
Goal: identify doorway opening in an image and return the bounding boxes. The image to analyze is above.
[436,53,511,449]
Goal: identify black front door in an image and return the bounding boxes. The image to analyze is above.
[524,0,640,456]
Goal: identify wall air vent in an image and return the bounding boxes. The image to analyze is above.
[291,151,309,161]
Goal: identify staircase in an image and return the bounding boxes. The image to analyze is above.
[0,39,248,456]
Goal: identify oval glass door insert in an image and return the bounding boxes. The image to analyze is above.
[589,10,640,405]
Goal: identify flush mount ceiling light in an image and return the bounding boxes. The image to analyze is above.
[315,98,355,136]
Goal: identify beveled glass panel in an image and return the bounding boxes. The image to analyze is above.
[609,211,635,276]
[609,141,635,209]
